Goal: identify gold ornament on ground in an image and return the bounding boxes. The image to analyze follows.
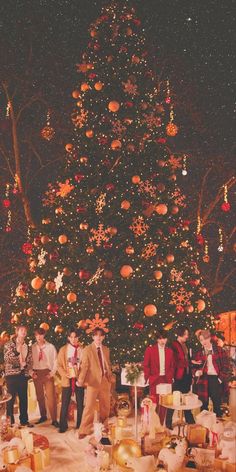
[113,439,141,469]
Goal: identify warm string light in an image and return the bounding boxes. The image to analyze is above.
[182,154,187,176]
[218,227,223,252]
[223,184,228,203]
[6,101,10,117]
[197,215,201,234]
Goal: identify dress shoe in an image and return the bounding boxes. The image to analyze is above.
[35,416,47,424]
[59,428,68,433]
[78,433,87,439]
[52,420,59,428]
[21,422,34,428]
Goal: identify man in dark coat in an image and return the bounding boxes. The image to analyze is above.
[166,326,195,429]
[192,329,230,417]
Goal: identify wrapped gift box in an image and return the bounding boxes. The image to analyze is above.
[160,393,173,406]
[2,446,20,465]
[6,455,31,472]
[30,447,50,471]
[187,424,208,445]
[121,368,148,387]
[156,383,172,395]
[141,432,167,456]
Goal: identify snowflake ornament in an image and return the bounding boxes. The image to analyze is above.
[141,242,158,259]
[168,155,182,170]
[86,313,109,333]
[112,120,127,136]
[56,180,74,198]
[42,184,57,206]
[170,268,183,282]
[143,113,162,129]
[138,180,157,198]
[86,267,104,285]
[54,271,64,293]
[90,224,110,246]
[172,189,186,207]
[71,109,88,129]
[122,79,138,95]
[38,249,47,267]
[95,193,107,214]
[170,287,193,307]
[130,216,149,237]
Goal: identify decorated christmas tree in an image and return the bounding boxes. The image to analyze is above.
[11,1,214,363]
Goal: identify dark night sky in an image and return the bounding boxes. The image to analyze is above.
[0,0,235,155]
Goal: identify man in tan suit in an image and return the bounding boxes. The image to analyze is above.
[57,328,84,433]
[77,327,112,439]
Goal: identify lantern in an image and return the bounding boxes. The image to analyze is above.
[94,81,104,91]
[154,270,163,280]
[131,175,141,184]
[166,122,179,136]
[65,143,73,153]
[80,83,90,92]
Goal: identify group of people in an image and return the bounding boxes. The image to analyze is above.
[3,323,229,437]
[4,325,112,438]
[143,326,229,429]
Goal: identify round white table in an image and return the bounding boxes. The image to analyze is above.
[161,400,202,436]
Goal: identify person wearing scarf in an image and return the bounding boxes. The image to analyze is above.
[57,327,84,433]
[4,325,33,426]
[192,329,230,417]
[32,327,59,427]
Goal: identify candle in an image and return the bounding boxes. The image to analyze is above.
[173,391,181,406]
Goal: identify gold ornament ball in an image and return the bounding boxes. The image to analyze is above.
[26,307,34,316]
[58,234,68,244]
[45,281,56,291]
[197,299,206,312]
[109,226,118,236]
[125,246,134,255]
[63,267,72,276]
[77,319,88,329]
[80,82,90,92]
[31,276,43,290]
[40,322,49,331]
[144,304,157,317]
[41,235,50,244]
[120,265,133,278]
[85,129,94,138]
[67,292,77,303]
[72,89,81,99]
[187,305,194,313]
[108,100,120,112]
[94,81,104,91]
[166,254,175,263]
[166,122,179,136]
[131,175,141,184]
[121,200,131,210]
[65,143,73,153]
[155,203,168,215]
[113,439,141,469]
[111,139,122,150]
[154,270,163,280]
[55,325,64,334]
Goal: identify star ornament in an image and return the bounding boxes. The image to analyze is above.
[56,180,74,198]
[168,155,182,170]
[86,313,109,333]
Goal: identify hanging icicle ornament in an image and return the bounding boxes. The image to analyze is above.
[218,227,224,252]
[203,239,210,263]
[2,183,12,232]
[182,154,188,176]
[13,173,19,194]
[41,109,55,141]
[165,79,179,136]
[196,215,201,235]
[221,184,231,212]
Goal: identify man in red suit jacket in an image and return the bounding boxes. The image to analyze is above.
[143,329,174,424]
[165,326,195,430]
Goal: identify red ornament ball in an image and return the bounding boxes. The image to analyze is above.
[22,242,33,255]
[2,199,11,208]
[221,202,231,212]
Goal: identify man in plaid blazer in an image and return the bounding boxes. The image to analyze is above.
[192,329,230,417]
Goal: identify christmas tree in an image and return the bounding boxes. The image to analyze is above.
[11,1,214,363]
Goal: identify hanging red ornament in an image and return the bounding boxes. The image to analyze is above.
[41,110,55,141]
[101,296,111,306]
[74,173,85,182]
[78,269,91,280]
[221,202,231,212]
[49,251,59,261]
[76,206,87,213]
[156,137,166,144]
[47,303,59,314]
[2,199,11,208]
[196,234,205,245]
[133,322,144,330]
[105,183,115,191]
[22,242,33,255]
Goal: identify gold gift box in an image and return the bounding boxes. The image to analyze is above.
[187,424,208,445]
[2,446,20,464]
[30,446,50,471]
[6,455,31,472]
[160,393,173,406]
[214,459,236,472]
